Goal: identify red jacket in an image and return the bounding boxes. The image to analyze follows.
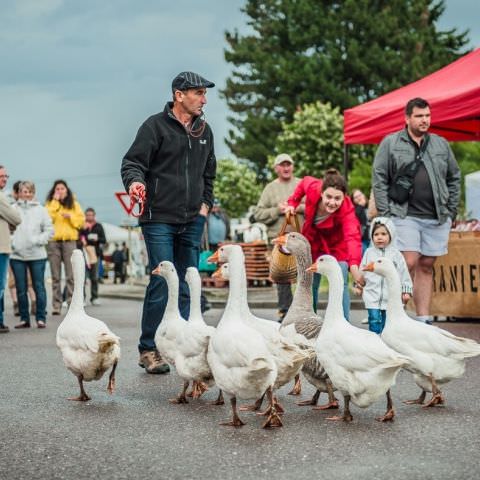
[287,176,362,267]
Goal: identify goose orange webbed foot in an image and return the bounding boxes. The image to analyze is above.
[423,393,445,408]
[221,397,245,427]
[296,390,320,407]
[68,393,91,402]
[208,390,225,406]
[376,409,395,422]
[403,390,426,405]
[313,399,339,411]
[262,408,283,428]
[326,413,353,422]
[287,375,302,395]
[239,394,264,412]
[169,395,189,404]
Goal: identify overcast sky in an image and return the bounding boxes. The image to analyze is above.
[1,0,479,224]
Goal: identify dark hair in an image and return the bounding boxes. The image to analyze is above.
[13,180,22,194]
[405,97,430,116]
[46,179,74,209]
[85,207,95,214]
[371,220,391,242]
[322,168,347,194]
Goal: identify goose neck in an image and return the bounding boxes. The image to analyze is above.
[224,253,248,317]
[164,274,181,322]
[323,267,345,325]
[384,269,404,320]
[187,277,202,322]
[70,254,86,311]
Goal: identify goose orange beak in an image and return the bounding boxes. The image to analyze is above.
[306,263,317,273]
[272,235,287,246]
[208,250,220,263]
[151,266,161,275]
[363,262,375,272]
[211,266,223,279]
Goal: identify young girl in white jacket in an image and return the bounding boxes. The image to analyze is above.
[355,217,413,334]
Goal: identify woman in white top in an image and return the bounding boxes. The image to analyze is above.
[11,181,54,328]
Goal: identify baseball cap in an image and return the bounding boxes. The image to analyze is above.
[274,153,294,166]
[171,71,215,92]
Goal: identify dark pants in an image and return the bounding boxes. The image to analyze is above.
[10,259,47,323]
[139,216,206,352]
[85,262,99,301]
[113,263,125,284]
[277,283,293,313]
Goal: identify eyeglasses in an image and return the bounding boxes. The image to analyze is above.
[0,175,9,179]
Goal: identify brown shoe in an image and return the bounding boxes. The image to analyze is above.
[0,325,9,333]
[14,322,31,329]
[138,350,170,374]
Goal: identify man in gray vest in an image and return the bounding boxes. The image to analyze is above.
[372,97,460,324]
[254,154,303,322]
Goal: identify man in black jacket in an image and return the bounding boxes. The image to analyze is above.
[121,71,216,374]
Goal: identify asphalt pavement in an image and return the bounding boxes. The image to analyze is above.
[1,296,479,480]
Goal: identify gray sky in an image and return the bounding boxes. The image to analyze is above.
[1,0,479,224]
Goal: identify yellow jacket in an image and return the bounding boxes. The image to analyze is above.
[45,199,85,241]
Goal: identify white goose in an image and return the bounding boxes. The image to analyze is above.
[56,249,120,401]
[207,246,279,428]
[210,245,310,418]
[184,267,224,404]
[275,232,338,410]
[152,262,215,404]
[309,255,410,422]
[364,257,480,407]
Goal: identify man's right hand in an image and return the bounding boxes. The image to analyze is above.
[129,182,146,200]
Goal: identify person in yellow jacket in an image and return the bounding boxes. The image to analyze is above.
[45,179,85,314]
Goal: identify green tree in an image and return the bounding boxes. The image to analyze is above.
[223,0,469,174]
[214,159,262,218]
[274,101,365,177]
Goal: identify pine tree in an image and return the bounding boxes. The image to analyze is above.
[222,0,469,175]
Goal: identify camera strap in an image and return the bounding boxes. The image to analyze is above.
[397,133,430,181]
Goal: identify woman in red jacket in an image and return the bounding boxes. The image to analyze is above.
[286,169,363,320]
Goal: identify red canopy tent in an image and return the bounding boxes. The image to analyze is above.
[343,48,480,146]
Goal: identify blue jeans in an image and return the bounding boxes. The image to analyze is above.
[367,308,386,334]
[0,254,9,326]
[10,259,47,323]
[312,260,350,320]
[139,216,206,352]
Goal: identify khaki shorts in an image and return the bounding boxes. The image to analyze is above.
[392,216,452,257]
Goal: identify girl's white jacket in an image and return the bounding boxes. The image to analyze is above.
[11,200,54,261]
[360,216,413,310]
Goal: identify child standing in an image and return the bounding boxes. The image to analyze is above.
[355,217,413,334]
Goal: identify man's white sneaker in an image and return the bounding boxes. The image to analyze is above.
[91,299,101,306]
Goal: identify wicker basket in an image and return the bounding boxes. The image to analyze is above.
[269,212,300,284]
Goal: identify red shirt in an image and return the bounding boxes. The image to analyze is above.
[287,176,362,267]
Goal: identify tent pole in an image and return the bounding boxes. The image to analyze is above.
[343,143,349,182]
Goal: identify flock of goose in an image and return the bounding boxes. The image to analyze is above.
[56,233,480,428]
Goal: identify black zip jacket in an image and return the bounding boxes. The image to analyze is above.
[121,102,216,224]
[79,222,107,258]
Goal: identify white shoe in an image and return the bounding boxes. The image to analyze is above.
[361,318,368,324]
[91,299,101,306]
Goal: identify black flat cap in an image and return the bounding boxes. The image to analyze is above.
[171,71,215,92]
